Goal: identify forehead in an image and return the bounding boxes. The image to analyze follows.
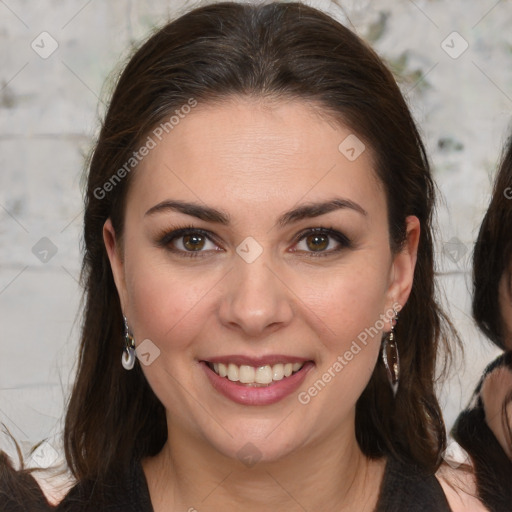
[127,97,384,219]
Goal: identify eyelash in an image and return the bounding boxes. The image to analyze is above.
[156,224,352,258]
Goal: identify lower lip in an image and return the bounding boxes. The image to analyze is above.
[201,361,314,406]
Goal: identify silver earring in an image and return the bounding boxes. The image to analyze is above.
[122,315,136,370]
[382,308,400,397]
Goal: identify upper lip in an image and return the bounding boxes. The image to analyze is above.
[202,355,313,367]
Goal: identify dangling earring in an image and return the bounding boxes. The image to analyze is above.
[122,315,136,370]
[382,307,400,397]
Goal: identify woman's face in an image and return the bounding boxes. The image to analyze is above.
[105,97,419,463]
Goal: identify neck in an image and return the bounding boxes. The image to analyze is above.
[143,419,385,512]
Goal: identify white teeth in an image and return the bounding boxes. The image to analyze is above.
[272,364,284,381]
[255,365,273,384]
[209,361,306,384]
[239,365,255,383]
[227,363,239,381]
[218,362,228,377]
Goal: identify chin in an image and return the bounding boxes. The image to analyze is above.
[207,427,306,467]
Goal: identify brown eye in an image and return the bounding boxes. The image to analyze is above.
[293,227,351,256]
[305,233,329,252]
[157,227,220,257]
[182,233,206,251]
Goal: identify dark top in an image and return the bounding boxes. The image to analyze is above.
[452,351,512,512]
[56,456,452,511]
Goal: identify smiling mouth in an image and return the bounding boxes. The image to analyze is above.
[205,361,307,387]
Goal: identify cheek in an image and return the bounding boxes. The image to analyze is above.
[123,249,219,347]
[292,264,391,396]
[122,231,392,356]
[293,269,389,418]
[298,259,391,336]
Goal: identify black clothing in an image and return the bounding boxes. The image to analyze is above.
[452,351,512,512]
[57,455,452,511]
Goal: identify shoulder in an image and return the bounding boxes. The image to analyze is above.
[480,353,512,458]
[436,463,489,512]
[30,470,75,506]
[55,458,150,512]
[379,456,463,511]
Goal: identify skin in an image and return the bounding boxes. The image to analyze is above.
[103,97,484,511]
[481,270,512,459]
[497,269,512,348]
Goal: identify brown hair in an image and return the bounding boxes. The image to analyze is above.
[0,431,52,511]
[1,1,457,505]
[453,136,512,511]
[472,135,512,349]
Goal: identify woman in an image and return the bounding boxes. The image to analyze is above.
[1,2,487,511]
[452,135,512,512]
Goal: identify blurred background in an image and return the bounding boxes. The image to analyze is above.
[0,0,509,472]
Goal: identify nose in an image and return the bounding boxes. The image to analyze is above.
[217,255,294,338]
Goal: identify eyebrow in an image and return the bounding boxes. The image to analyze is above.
[145,197,367,226]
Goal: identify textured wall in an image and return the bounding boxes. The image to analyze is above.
[0,0,509,476]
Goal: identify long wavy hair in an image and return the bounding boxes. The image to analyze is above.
[2,2,457,508]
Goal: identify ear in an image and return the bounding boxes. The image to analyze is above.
[103,218,129,312]
[386,215,420,315]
